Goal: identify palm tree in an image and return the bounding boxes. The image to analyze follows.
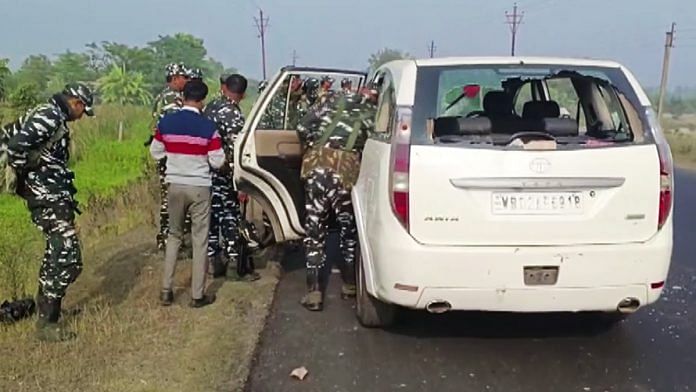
[98,65,152,106]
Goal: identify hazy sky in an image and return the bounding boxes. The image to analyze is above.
[2,0,695,89]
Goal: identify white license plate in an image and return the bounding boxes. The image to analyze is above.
[492,192,584,215]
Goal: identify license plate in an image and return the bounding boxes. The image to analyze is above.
[524,266,559,286]
[492,192,583,215]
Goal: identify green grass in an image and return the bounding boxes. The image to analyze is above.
[0,104,152,299]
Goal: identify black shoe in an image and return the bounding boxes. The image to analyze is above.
[156,233,166,251]
[189,294,216,308]
[160,290,174,306]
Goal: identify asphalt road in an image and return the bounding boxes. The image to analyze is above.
[246,169,696,392]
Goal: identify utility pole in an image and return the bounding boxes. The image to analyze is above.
[428,40,436,58]
[292,49,299,66]
[254,9,270,80]
[657,22,676,120]
[505,3,524,56]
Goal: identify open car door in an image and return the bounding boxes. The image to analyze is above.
[235,66,367,242]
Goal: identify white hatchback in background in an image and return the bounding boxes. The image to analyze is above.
[235,59,674,328]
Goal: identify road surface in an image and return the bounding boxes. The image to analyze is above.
[246,170,696,392]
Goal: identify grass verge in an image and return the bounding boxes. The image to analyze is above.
[0,223,279,392]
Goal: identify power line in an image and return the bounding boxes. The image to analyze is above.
[427,40,436,58]
[657,22,676,120]
[253,9,269,80]
[505,3,524,56]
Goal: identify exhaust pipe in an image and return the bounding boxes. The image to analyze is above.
[617,297,640,314]
[426,300,452,314]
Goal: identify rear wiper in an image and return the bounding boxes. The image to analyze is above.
[590,130,631,142]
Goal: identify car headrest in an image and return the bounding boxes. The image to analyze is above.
[483,91,514,116]
[523,101,561,119]
[434,116,492,137]
[541,118,578,137]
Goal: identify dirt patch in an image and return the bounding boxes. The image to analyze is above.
[0,178,281,392]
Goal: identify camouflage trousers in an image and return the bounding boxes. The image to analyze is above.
[303,168,357,290]
[157,159,190,249]
[208,175,240,260]
[29,199,83,300]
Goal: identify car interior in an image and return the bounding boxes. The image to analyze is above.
[430,72,646,147]
[251,71,365,221]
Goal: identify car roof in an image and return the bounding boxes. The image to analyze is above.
[378,56,649,107]
[413,56,624,68]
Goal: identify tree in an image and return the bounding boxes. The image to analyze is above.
[12,55,53,93]
[0,58,11,100]
[98,65,152,106]
[52,51,97,83]
[368,48,411,71]
[7,82,41,112]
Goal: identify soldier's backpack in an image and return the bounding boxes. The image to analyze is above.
[0,106,67,193]
[300,97,372,189]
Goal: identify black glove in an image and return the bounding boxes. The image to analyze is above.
[144,135,154,147]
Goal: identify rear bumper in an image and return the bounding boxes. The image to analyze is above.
[361,213,673,313]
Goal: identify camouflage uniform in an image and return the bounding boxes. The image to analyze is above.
[203,95,244,266]
[5,83,94,341]
[296,91,377,310]
[150,63,187,250]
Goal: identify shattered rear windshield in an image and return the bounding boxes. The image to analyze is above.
[411,64,650,148]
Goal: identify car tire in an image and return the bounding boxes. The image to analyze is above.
[355,244,397,328]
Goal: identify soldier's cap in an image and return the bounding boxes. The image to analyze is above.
[321,76,335,84]
[63,83,94,116]
[186,67,203,80]
[165,63,188,78]
[341,78,352,86]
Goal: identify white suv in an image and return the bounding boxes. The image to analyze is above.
[235,58,674,328]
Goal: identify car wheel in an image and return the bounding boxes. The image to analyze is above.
[355,243,397,328]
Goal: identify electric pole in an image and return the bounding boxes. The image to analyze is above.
[254,9,270,80]
[505,3,524,56]
[428,40,436,58]
[292,49,299,66]
[657,22,676,120]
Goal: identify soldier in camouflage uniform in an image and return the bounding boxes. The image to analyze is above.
[4,83,94,341]
[203,74,247,278]
[341,78,353,94]
[148,63,190,250]
[296,85,378,311]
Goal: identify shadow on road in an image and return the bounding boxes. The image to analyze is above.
[388,309,625,339]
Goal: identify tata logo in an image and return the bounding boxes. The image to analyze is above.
[529,158,551,174]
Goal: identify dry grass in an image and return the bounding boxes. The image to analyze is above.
[663,114,696,168]
[0,224,279,392]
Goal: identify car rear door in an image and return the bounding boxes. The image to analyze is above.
[235,67,367,242]
[406,65,670,247]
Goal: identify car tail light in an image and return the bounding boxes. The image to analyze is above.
[658,145,673,229]
[647,109,674,230]
[389,107,412,229]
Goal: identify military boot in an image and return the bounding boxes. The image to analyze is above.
[339,261,357,300]
[300,267,324,311]
[35,291,76,342]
